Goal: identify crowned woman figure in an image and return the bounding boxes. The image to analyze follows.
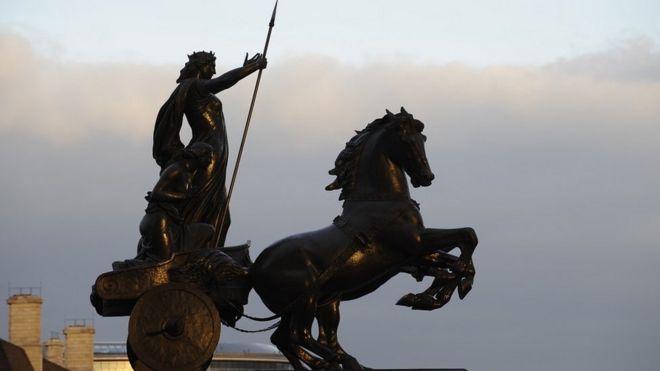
[153,50,266,248]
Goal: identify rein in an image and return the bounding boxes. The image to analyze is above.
[344,192,411,202]
[216,298,282,333]
[224,319,281,333]
[325,200,413,282]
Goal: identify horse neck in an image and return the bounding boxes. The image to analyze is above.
[350,130,410,199]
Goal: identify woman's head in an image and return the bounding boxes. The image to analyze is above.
[176,51,217,83]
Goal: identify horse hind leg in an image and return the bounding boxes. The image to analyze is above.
[289,294,348,369]
[271,316,304,370]
[317,300,363,370]
[271,315,327,370]
[317,300,343,354]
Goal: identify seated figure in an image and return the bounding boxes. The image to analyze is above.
[113,142,215,270]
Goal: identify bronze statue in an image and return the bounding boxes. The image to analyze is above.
[249,108,478,369]
[112,142,215,270]
[92,108,478,370]
[153,49,266,248]
[91,5,478,369]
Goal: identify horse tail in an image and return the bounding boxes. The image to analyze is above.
[215,242,284,322]
[211,269,283,334]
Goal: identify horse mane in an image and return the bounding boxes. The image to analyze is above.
[326,111,397,200]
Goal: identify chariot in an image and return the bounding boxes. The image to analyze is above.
[90,109,478,370]
[91,244,252,371]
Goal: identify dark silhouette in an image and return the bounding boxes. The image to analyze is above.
[92,108,478,370]
[92,5,478,369]
[249,108,478,369]
[153,50,266,248]
[112,142,215,270]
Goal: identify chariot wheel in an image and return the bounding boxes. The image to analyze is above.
[127,283,220,371]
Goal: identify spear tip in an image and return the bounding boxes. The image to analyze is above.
[269,0,278,27]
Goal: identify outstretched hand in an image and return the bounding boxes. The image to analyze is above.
[243,52,267,70]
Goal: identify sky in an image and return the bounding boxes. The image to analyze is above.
[1,1,660,370]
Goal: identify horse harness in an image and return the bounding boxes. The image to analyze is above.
[316,196,420,290]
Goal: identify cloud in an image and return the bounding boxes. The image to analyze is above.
[546,37,660,82]
[1,32,660,370]
[0,32,172,143]
[3,32,659,152]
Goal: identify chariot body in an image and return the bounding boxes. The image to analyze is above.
[91,244,253,371]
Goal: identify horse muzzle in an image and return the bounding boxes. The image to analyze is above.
[411,172,434,187]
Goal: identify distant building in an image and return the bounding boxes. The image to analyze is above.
[0,339,68,371]
[4,290,291,371]
[3,290,77,371]
[94,342,292,370]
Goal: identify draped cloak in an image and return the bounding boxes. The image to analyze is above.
[152,79,230,248]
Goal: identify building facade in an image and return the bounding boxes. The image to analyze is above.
[94,342,292,371]
[5,291,291,371]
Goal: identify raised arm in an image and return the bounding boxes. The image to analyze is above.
[202,54,267,94]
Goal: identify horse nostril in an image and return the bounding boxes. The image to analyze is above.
[429,173,435,181]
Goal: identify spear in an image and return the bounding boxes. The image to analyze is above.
[216,0,278,247]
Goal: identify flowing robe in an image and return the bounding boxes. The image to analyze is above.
[153,79,230,248]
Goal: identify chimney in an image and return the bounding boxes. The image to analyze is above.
[43,332,65,367]
[7,290,43,371]
[63,320,95,371]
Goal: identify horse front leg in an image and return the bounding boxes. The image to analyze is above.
[398,227,478,310]
[421,227,477,298]
[397,264,459,310]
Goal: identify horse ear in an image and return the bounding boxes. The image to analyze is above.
[400,106,408,114]
[385,109,394,116]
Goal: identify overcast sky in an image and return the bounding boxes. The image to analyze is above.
[1,1,659,370]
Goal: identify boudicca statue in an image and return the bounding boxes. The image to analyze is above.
[152,49,266,250]
[91,3,478,370]
[110,48,266,270]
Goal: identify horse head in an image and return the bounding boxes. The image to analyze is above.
[383,107,435,188]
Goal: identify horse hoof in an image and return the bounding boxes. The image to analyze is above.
[396,293,446,311]
[396,293,416,307]
[340,354,363,370]
[320,362,337,370]
[458,276,473,299]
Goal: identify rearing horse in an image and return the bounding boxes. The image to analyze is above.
[249,108,478,369]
